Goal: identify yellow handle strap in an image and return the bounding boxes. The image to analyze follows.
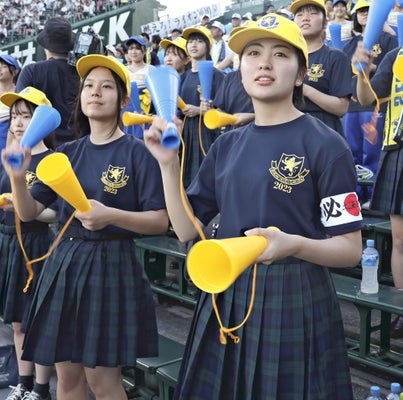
[198,105,207,157]
[356,61,381,145]
[10,171,77,293]
[212,263,258,345]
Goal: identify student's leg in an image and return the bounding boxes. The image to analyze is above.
[13,322,34,388]
[85,365,126,400]
[390,214,403,289]
[55,361,89,400]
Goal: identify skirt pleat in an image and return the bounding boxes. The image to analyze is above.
[371,148,403,214]
[0,230,50,324]
[174,262,352,400]
[22,237,158,368]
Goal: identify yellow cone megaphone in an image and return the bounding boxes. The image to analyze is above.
[178,96,187,111]
[122,111,154,126]
[204,109,239,130]
[36,152,92,213]
[187,235,268,294]
[393,55,403,82]
[0,193,12,207]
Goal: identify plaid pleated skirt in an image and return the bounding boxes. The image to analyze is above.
[0,226,50,324]
[21,235,158,368]
[371,148,403,214]
[174,261,353,400]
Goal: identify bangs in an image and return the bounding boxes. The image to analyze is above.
[11,99,35,116]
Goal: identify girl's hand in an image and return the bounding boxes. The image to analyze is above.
[1,143,31,180]
[144,116,181,165]
[75,199,110,231]
[351,41,374,75]
[244,227,295,265]
[200,98,213,113]
[182,104,200,118]
[0,193,14,211]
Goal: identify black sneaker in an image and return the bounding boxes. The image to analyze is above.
[5,384,29,400]
[391,315,403,339]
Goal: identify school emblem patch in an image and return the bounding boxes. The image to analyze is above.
[101,165,129,194]
[269,153,309,193]
[307,63,324,82]
[25,170,37,189]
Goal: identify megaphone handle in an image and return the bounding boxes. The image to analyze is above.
[6,153,24,169]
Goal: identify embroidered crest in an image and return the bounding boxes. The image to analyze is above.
[307,64,324,82]
[101,165,129,194]
[25,170,37,189]
[258,15,280,29]
[270,153,309,185]
[371,43,381,58]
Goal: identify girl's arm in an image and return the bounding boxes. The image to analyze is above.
[143,116,203,242]
[75,201,169,235]
[302,84,350,117]
[245,228,362,268]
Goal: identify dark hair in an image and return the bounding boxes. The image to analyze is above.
[141,32,150,41]
[0,60,19,84]
[10,99,55,149]
[152,34,161,44]
[74,67,127,139]
[293,49,306,107]
[187,32,212,60]
[352,8,368,33]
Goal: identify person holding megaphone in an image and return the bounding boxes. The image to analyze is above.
[0,86,56,400]
[145,13,362,399]
[2,55,168,400]
[353,41,403,337]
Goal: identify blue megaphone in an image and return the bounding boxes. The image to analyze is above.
[7,105,61,169]
[354,0,396,73]
[145,66,181,149]
[197,60,214,101]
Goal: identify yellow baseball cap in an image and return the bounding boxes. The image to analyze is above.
[228,13,308,68]
[0,86,52,108]
[352,0,370,13]
[182,25,213,46]
[290,0,327,16]
[76,54,131,96]
[160,36,189,56]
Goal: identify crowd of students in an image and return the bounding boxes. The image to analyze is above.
[0,0,402,398]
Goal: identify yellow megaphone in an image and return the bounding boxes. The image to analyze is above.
[393,55,403,82]
[204,109,239,130]
[0,193,12,207]
[187,234,269,294]
[177,96,187,111]
[36,152,92,213]
[122,111,155,126]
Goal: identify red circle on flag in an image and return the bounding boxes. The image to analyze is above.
[344,193,360,216]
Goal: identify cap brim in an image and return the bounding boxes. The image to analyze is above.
[76,55,131,96]
[0,92,51,108]
[290,0,327,15]
[182,27,213,46]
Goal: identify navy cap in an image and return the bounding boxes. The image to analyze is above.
[126,35,147,47]
[0,55,20,71]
